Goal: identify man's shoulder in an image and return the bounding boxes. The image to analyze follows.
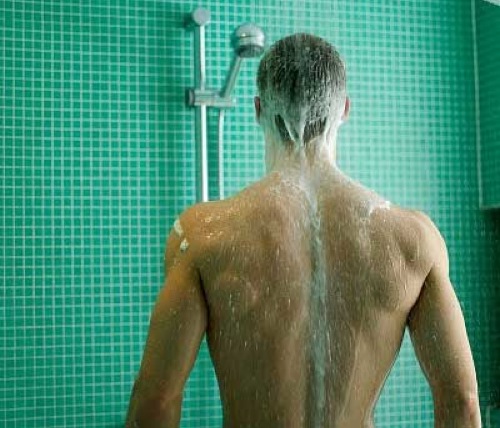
[383,206,447,272]
[175,199,230,238]
[174,195,251,246]
[406,209,448,263]
[399,208,444,244]
[343,175,442,245]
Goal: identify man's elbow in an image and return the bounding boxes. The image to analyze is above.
[460,390,481,427]
[435,389,481,427]
[126,381,183,428]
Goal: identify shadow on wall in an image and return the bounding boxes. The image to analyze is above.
[483,209,500,405]
[156,1,193,105]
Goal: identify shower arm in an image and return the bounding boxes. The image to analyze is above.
[187,55,243,108]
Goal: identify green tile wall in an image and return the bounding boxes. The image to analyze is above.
[1,1,499,427]
[476,0,500,208]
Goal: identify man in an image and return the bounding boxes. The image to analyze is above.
[125,33,480,427]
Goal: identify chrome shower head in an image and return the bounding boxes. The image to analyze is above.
[221,23,266,99]
[232,23,266,58]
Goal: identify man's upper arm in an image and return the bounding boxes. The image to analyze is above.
[408,220,479,423]
[132,218,208,409]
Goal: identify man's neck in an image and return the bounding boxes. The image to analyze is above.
[266,140,337,176]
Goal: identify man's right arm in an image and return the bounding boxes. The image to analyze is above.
[408,217,481,427]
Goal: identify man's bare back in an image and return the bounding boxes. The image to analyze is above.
[126,162,479,427]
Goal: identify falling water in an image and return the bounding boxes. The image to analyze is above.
[307,192,328,427]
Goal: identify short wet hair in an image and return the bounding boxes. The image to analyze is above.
[257,33,346,147]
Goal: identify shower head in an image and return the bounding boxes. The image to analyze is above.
[232,23,266,58]
[221,23,266,99]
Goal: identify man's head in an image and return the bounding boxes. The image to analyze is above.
[255,33,349,153]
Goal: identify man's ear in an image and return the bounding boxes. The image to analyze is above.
[254,96,261,122]
[342,97,350,122]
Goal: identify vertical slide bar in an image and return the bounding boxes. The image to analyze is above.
[192,10,209,202]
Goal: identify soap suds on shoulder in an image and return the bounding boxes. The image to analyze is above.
[172,217,189,253]
[180,238,189,252]
[173,218,184,236]
[368,200,391,216]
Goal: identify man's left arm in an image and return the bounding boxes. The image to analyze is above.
[125,224,208,427]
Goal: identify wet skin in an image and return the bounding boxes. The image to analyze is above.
[126,161,480,428]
